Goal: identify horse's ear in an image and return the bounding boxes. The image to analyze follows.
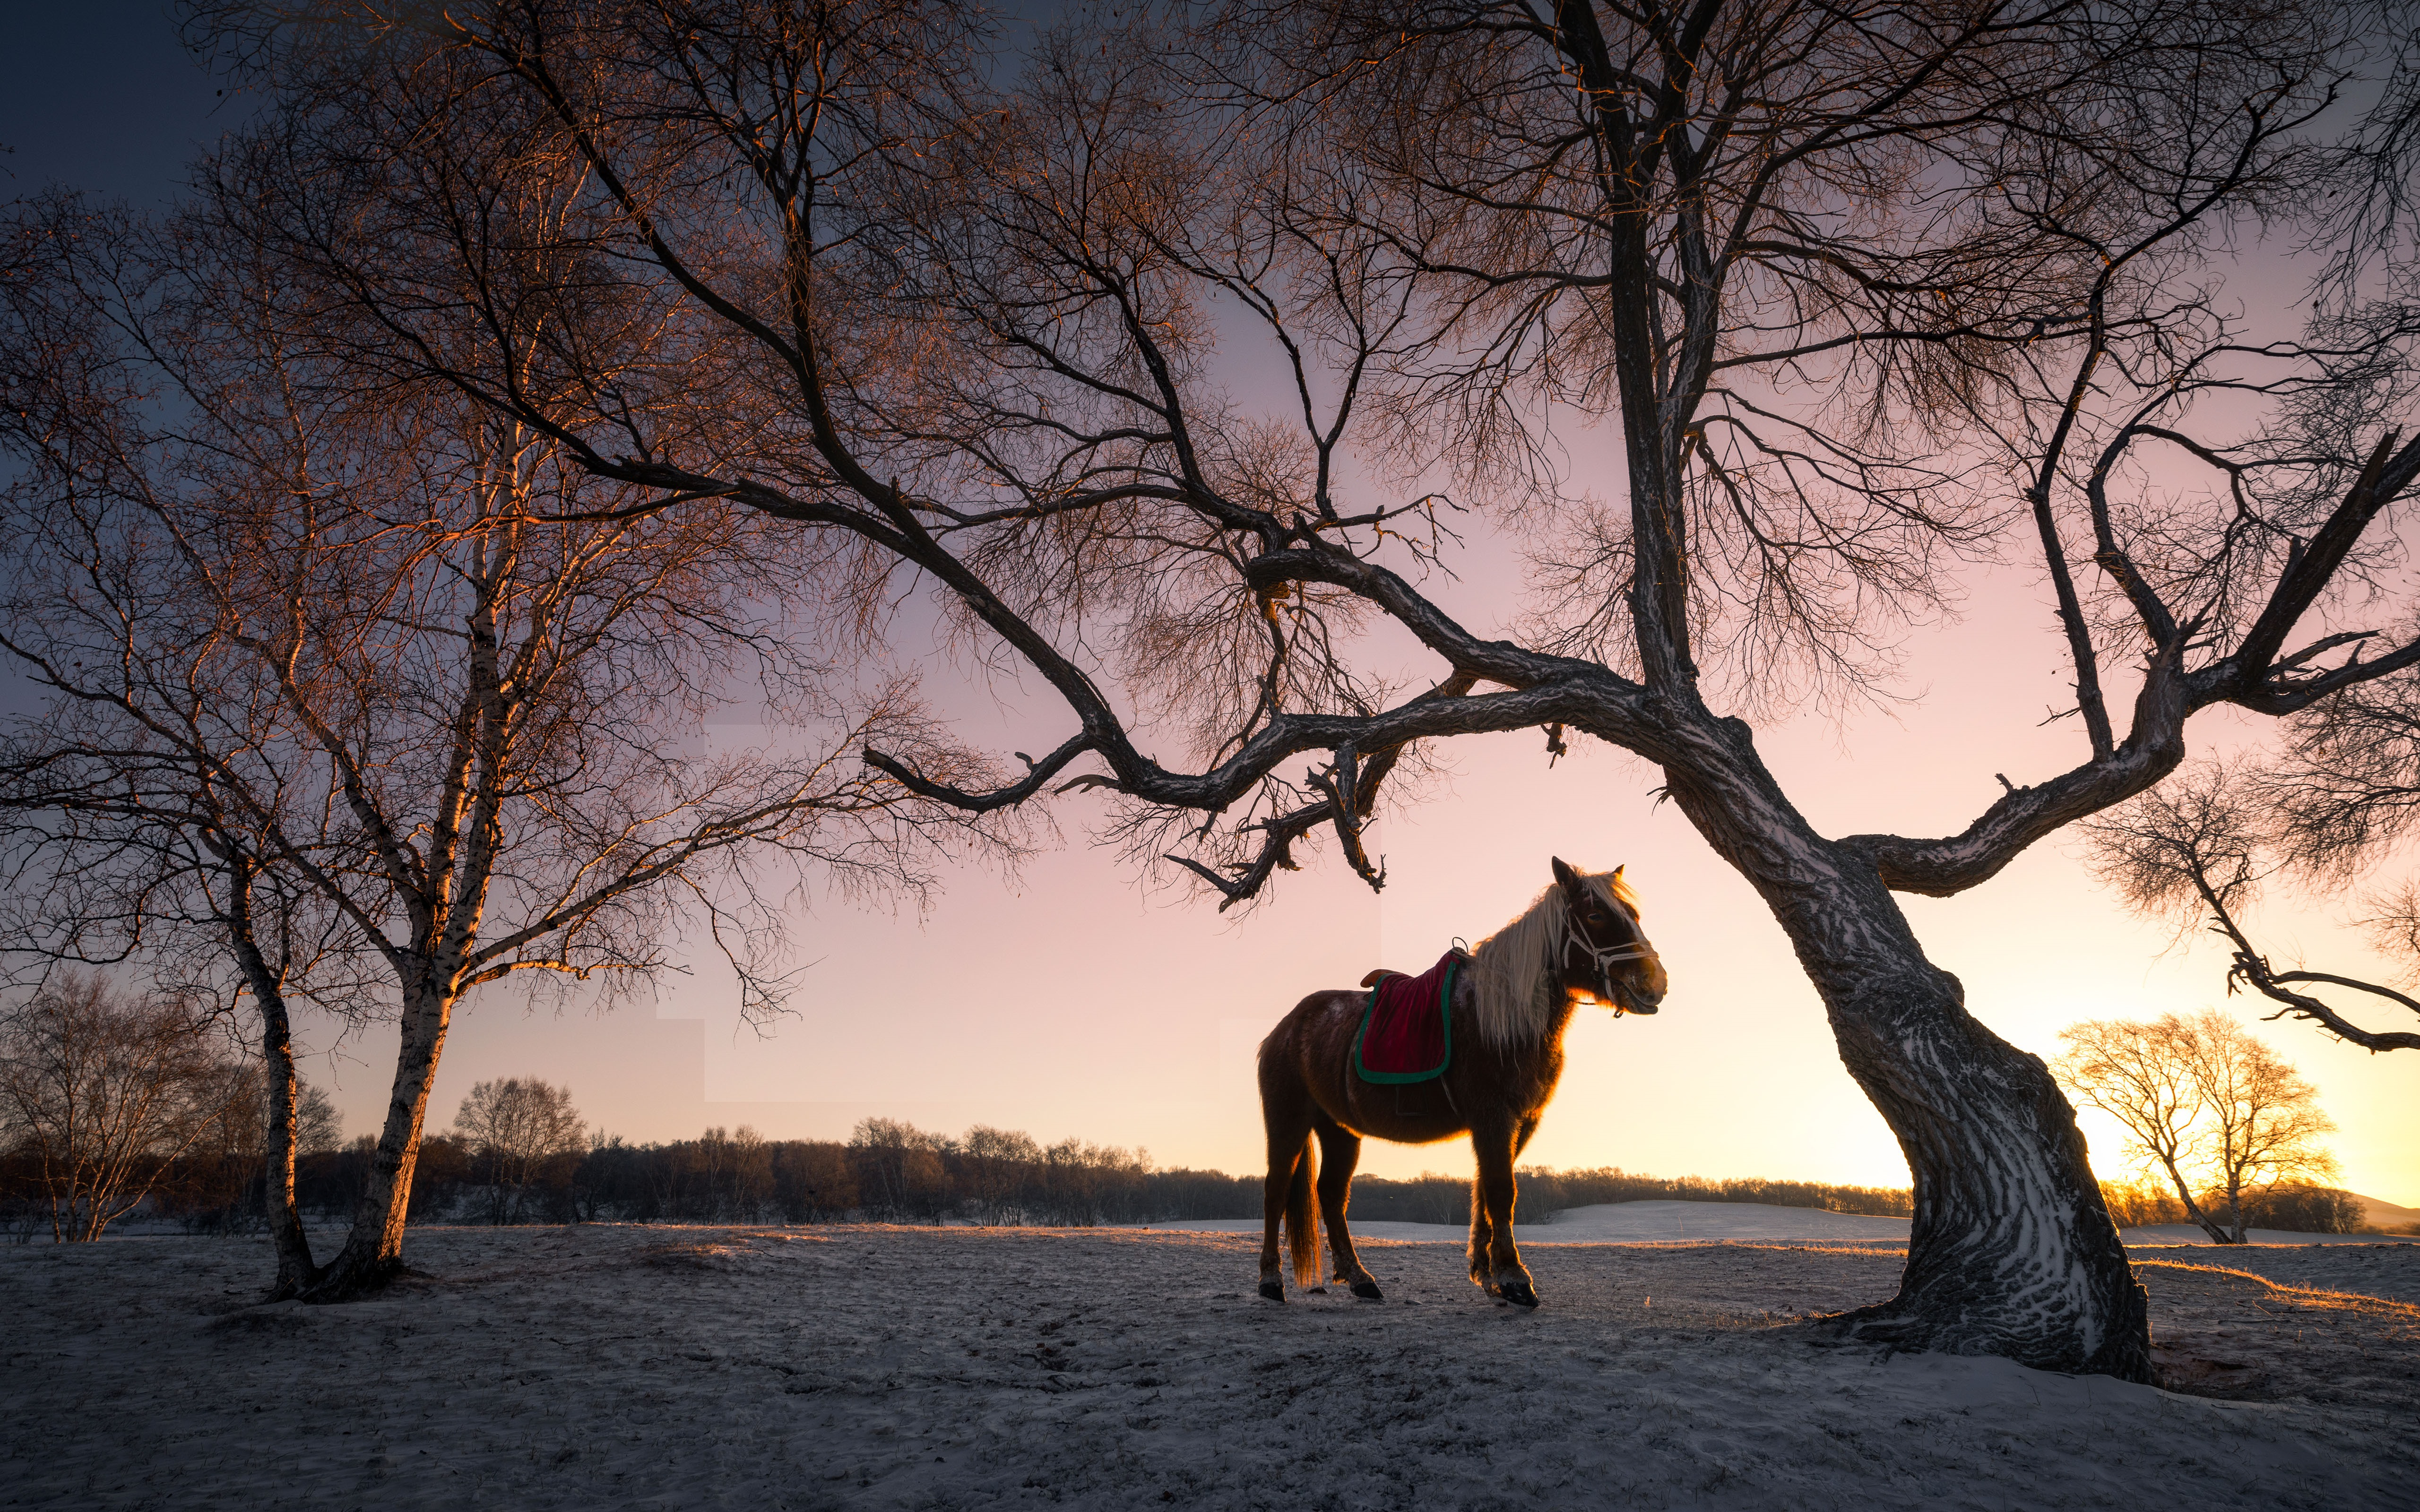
[1551,856,1586,898]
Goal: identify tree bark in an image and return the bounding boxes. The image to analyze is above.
[1808,958,2149,1378]
[305,977,453,1300]
[1659,717,2151,1380]
[2152,1151,2234,1245]
[256,988,321,1299]
[222,859,322,1299]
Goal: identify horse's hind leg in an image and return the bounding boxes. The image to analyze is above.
[1313,1120,1382,1301]
[1466,1168,1490,1287]
[1259,1048,1316,1303]
[1470,1114,1538,1308]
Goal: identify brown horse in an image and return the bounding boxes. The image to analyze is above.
[1257,858,1668,1308]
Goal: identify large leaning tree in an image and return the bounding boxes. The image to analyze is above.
[0,190,999,1298]
[201,0,2420,1374]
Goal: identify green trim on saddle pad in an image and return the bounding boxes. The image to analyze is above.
[1352,958,1458,1084]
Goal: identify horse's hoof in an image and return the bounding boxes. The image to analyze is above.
[1351,1280,1385,1301]
[1307,1285,1328,1294]
[1258,1281,1285,1302]
[1496,1279,1540,1309]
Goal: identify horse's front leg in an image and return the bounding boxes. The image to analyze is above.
[1314,1122,1383,1300]
[1470,1116,1537,1308]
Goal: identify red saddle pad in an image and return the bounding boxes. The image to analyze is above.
[1355,950,1462,1083]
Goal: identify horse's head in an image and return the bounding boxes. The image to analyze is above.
[1550,857,1667,1016]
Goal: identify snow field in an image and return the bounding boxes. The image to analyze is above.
[1,1223,2413,1510]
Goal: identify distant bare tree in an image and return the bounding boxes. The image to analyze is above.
[2053,1016,2220,1237]
[0,974,246,1241]
[177,1061,341,1230]
[847,1117,949,1223]
[2172,1013,2343,1241]
[453,1076,584,1223]
[2055,1010,2339,1243]
[960,1125,1041,1225]
[2085,763,2420,1052]
[722,1125,772,1222]
[188,0,2420,1375]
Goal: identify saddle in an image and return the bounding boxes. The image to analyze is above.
[1353,949,1468,1084]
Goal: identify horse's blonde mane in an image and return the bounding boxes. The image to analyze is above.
[1466,868,1636,1049]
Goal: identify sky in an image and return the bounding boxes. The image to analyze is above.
[5,2,2415,1208]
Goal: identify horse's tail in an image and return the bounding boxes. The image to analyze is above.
[1287,1135,1319,1288]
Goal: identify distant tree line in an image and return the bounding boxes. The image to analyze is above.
[2092,1179,2370,1235]
[0,1052,2380,1238]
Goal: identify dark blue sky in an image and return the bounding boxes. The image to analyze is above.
[1,1,250,205]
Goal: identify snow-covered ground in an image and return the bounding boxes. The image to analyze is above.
[3,1218,2414,1509]
[1167,1199,1914,1245]
[1169,1199,2403,1247]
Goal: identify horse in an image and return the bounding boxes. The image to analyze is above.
[1256,857,1667,1308]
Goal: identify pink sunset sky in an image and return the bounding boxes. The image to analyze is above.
[10,4,2417,1209]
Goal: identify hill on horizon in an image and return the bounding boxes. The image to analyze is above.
[2357,1193,2420,1230]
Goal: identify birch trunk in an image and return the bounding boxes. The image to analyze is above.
[223,862,322,1299]
[256,988,320,1299]
[305,977,454,1300]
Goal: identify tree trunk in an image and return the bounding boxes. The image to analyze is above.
[257,987,320,1299]
[2220,1179,2248,1245]
[1807,954,2150,1379]
[305,977,453,1300]
[221,855,325,1295]
[2152,1152,2233,1244]
[1663,724,2151,1381]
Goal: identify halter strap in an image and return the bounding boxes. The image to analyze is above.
[1566,901,1656,1013]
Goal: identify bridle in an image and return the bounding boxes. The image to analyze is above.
[1566,899,1657,1016]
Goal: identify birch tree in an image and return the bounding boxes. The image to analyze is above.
[0,192,997,1298]
[191,0,2420,1375]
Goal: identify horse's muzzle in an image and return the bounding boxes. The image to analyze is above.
[1614,957,1669,1016]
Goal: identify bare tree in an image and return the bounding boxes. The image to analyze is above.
[722,1125,773,1221]
[2172,1012,2343,1241]
[453,1076,584,1223]
[2054,1011,2339,1243]
[2052,1015,2225,1239]
[0,191,1000,1297]
[0,974,247,1241]
[847,1117,949,1222]
[2085,763,2420,1052]
[961,1125,1041,1226]
[187,0,2420,1376]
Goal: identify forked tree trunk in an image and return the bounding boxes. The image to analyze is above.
[305,978,455,1300]
[1666,726,2151,1381]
